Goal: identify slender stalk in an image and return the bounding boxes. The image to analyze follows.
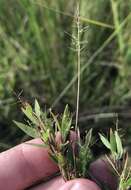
[75,2,81,131]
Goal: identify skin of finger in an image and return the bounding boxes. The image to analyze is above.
[30,158,117,190]
[29,176,64,190]
[0,138,58,190]
[89,159,117,190]
[29,177,101,190]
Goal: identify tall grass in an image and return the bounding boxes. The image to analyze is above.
[0,0,131,149]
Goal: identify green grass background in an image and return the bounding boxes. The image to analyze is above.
[0,0,131,151]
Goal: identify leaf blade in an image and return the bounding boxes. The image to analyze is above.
[110,129,117,153]
[115,131,123,158]
[13,120,38,138]
[25,143,47,148]
[35,99,41,117]
[21,104,38,125]
[99,133,111,150]
[61,105,72,141]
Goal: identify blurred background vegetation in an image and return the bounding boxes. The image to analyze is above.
[0,0,131,153]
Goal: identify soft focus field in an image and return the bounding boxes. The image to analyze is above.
[0,0,131,153]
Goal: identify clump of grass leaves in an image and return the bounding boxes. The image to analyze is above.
[14,100,93,181]
[14,100,131,189]
[99,129,131,190]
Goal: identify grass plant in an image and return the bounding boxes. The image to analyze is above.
[0,0,130,173]
[13,2,131,189]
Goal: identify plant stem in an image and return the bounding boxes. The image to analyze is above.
[75,1,81,131]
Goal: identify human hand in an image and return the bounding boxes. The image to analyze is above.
[0,138,116,190]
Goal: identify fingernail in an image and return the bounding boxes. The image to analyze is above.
[68,182,88,190]
[59,179,101,190]
[59,182,88,190]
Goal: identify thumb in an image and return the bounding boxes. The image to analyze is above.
[59,179,101,190]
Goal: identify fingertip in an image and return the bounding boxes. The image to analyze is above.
[89,159,117,190]
[59,179,101,190]
[0,138,58,189]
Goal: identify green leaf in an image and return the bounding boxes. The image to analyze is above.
[66,144,74,167]
[13,120,38,138]
[110,129,117,153]
[125,178,131,187]
[50,110,61,132]
[25,143,47,148]
[122,178,131,188]
[22,103,38,125]
[41,129,50,143]
[115,131,123,158]
[57,153,65,167]
[78,145,92,176]
[49,153,58,164]
[61,105,72,142]
[85,128,93,147]
[99,133,111,150]
[35,99,41,117]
